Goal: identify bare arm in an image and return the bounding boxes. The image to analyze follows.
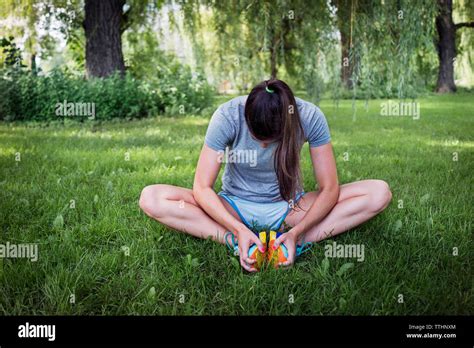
[192,144,247,235]
[290,142,340,238]
[193,144,265,272]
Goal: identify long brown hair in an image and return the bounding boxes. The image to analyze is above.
[244,79,303,202]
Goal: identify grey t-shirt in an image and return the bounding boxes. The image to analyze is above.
[204,95,331,203]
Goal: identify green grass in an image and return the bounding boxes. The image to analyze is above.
[0,93,472,315]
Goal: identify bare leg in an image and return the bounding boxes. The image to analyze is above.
[285,180,392,243]
[139,184,241,244]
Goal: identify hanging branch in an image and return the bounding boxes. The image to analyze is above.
[455,22,474,29]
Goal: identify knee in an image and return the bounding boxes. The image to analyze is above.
[139,185,165,218]
[367,180,392,214]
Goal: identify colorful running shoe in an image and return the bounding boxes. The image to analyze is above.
[267,231,288,268]
[267,231,313,268]
[247,231,267,270]
[226,230,313,270]
[225,231,267,270]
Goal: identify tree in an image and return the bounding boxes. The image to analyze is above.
[178,0,334,97]
[0,0,160,78]
[435,0,474,93]
[335,0,356,89]
[345,0,437,99]
[84,0,160,78]
[84,0,126,77]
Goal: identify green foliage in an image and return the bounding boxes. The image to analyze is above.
[0,37,24,68]
[124,29,215,115]
[154,62,214,115]
[1,0,472,112]
[0,69,158,121]
[0,62,213,122]
[349,0,439,99]
[177,0,466,99]
[179,0,334,96]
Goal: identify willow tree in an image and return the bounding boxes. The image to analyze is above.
[177,0,445,100]
[339,0,473,95]
[334,0,363,89]
[435,0,474,93]
[346,0,437,99]
[177,0,335,96]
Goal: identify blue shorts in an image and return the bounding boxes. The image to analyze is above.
[218,191,306,231]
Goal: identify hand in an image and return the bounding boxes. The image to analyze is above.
[273,230,298,267]
[237,227,265,273]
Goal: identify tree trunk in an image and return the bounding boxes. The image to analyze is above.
[84,0,125,78]
[269,36,278,79]
[339,26,353,89]
[435,0,456,93]
[336,0,355,89]
[31,53,37,75]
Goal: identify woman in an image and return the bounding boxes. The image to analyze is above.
[139,79,392,272]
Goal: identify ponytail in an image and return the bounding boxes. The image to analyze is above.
[245,79,303,202]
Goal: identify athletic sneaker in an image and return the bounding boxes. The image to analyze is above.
[267,231,313,268]
[225,230,312,270]
[225,231,267,270]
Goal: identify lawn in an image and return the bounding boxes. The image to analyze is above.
[0,93,472,315]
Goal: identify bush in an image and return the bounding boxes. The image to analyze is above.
[0,66,214,122]
[151,60,214,115]
[124,30,215,115]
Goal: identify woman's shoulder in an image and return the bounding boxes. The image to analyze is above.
[295,96,322,114]
[295,97,326,124]
[295,97,331,146]
[218,95,248,112]
[213,95,247,124]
